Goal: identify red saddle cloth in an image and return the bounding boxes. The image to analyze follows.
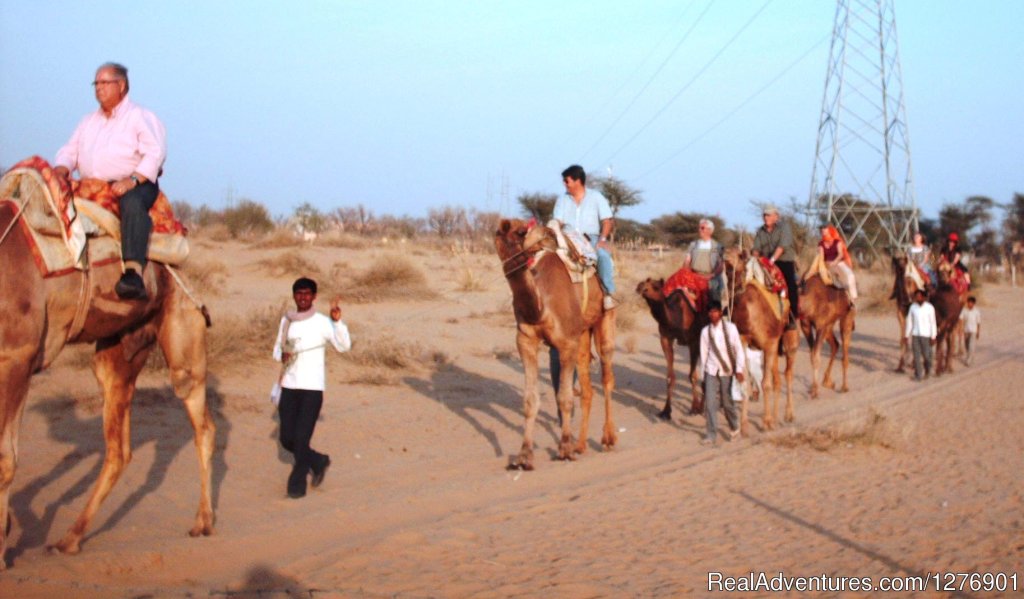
[663,267,709,313]
[759,257,788,294]
[950,270,969,295]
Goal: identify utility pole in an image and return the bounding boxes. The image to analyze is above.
[807,0,917,264]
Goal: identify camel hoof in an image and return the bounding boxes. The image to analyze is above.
[46,539,81,556]
[574,441,587,455]
[656,408,672,421]
[840,385,849,393]
[189,524,215,538]
[601,431,618,450]
[823,381,835,390]
[506,460,534,471]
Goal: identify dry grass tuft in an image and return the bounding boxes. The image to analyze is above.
[343,254,436,303]
[254,228,304,249]
[206,303,286,370]
[182,258,229,296]
[257,250,323,277]
[319,232,370,250]
[769,408,899,451]
[343,334,426,370]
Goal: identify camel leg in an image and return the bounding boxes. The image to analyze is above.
[839,313,854,392]
[159,304,215,537]
[763,346,779,430]
[510,334,541,470]
[573,331,593,457]
[595,316,617,450]
[687,341,703,415]
[821,331,838,391]
[0,360,32,570]
[782,330,798,423]
[657,335,675,420]
[807,330,822,399]
[49,336,152,555]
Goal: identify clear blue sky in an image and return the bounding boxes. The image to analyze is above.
[2,1,1021,229]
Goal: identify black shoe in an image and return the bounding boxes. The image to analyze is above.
[311,456,331,488]
[287,487,306,499]
[115,269,147,300]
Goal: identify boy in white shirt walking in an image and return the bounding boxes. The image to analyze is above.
[960,295,981,366]
[273,277,352,498]
[699,301,745,445]
[904,290,937,381]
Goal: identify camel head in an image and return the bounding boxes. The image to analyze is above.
[495,219,530,260]
[635,277,665,301]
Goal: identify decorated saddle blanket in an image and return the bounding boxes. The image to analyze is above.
[663,266,710,313]
[745,256,787,295]
[747,278,790,323]
[0,156,188,277]
[949,269,970,295]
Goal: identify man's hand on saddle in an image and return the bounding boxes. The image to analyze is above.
[111,174,141,197]
[329,297,343,322]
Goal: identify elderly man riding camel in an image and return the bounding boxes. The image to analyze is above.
[53,61,166,300]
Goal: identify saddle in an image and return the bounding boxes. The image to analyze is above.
[0,156,189,277]
[540,220,597,284]
[663,266,709,314]
[744,257,789,322]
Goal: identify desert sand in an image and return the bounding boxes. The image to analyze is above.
[1,237,1021,598]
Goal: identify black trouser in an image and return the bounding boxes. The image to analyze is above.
[776,260,798,320]
[119,180,159,269]
[278,388,328,493]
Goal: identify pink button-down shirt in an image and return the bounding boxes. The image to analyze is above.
[55,96,166,182]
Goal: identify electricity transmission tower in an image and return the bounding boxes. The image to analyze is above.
[807,0,917,264]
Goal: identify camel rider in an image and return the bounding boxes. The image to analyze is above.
[752,204,798,323]
[817,225,858,306]
[552,164,617,311]
[939,232,971,288]
[682,218,725,305]
[54,62,166,301]
[909,231,937,288]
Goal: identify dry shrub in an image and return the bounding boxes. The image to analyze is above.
[343,334,425,370]
[855,271,895,314]
[344,254,436,303]
[182,258,229,296]
[257,250,323,277]
[206,303,285,370]
[254,228,304,249]
[769,409,898,451]
[319,232,370,250]
[345,368,399,386]
[194,223,232,243]
[457,267,486,292]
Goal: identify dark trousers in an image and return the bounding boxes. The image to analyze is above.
[278,388,328,493]
[549,346,578,427]
[119,181,159,269]
[776,260,798,320]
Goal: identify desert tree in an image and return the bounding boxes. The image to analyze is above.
[517,191,558,223]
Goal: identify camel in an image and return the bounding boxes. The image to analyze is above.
[635,278,706,419]
[932,262,968,375]
[0,181,214,567]
[890,254,918,372]
[494,219,616,470]
[728,255,800,433]
[798,274,855,398]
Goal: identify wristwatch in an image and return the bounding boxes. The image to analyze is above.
[130,174,141,186]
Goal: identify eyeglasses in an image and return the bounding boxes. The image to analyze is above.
[92,80,121,87]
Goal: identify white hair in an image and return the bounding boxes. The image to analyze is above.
[699,218,715,233]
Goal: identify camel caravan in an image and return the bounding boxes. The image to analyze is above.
[495,205,980,461]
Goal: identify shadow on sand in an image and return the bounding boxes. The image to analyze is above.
[8,374,230,564]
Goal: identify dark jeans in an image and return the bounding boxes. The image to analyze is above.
[119,181,159,268]
[278,388,328,493]
[776,260,798,320]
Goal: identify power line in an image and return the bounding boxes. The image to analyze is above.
[559,2,700,155]
[577,0,715,163]
[599,0,775,167]
[634,32,830,182]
